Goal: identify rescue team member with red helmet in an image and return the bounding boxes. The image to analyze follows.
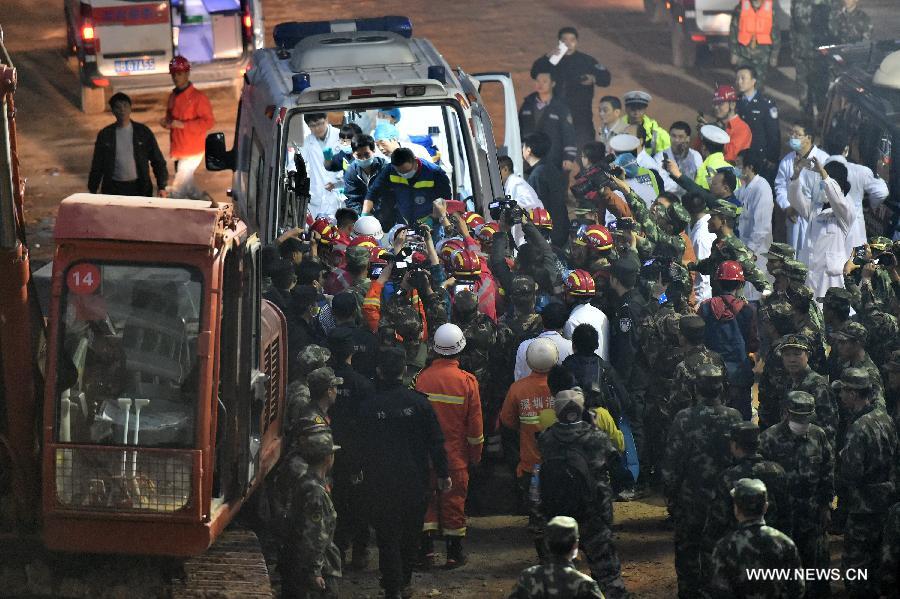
[414,323,483,569]
[698,261,759,420]
[562,269,610,360]
[160,56,215,199]
[698,85,753,163]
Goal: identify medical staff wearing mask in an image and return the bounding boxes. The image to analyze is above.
[774,121,829,254]
[343,134,387,215]
[608,134,664,208]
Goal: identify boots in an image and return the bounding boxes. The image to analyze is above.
[416,533,435,570]
[445,537,466,569]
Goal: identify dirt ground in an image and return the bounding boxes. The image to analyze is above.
[4,0,898,597]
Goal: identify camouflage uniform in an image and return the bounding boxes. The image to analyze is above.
[835,368,899,598]
[791,0,833,114]
[829,7,873,48]
[882,501,900,598]
[662,365,743,599]
[378,287,447,385]
[844,267,897,318]
[708,479,805,599]
[508,516,604,599]
[860,310,900,370]
[728,1,782,90]
[667,318,727,420]
[693,202,772,296]
[832,322,885,404]
[759,392,834,598]
[285,345,332,438]
[621,189,688,261]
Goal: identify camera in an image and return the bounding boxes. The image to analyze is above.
[368,263,385,280]
[488,196,524,221]
[570,162,624,202]
[641,256,677,284]
[608,217,636,232]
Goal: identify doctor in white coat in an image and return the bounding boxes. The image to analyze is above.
[499,155,543,246]
[294,113,344,218]
[787,156,855,300]
[775,122,828,254]
[736,149,774,301]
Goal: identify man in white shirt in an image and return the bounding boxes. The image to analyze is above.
[296,112,344,218]
[561,269,609,360]
[499,155,544,246]
[514,302,573,380]
[655,121,703,196]
[682,193,717,302]
[774,120,828,253]
[735,149,774,301]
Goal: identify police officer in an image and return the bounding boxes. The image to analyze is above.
[508,516,604,599]
[834,367,898,598]
[708,478,804,599]
[759,391,834,598]
[735,65,780,177]
[662,363,743,599]
[518,69,578,171]
[618,91,671,156]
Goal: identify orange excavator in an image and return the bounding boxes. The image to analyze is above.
[0,25,290,598]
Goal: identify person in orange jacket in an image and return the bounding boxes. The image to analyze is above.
[704,85,752,163]
[414,323,483,569]
[160,56,214,199]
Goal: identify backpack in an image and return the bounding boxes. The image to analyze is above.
[539,444,596,520]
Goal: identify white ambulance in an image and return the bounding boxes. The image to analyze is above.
[204,17,522,245]
[65,0,264,113]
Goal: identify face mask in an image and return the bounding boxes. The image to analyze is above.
[398,167,417,179]
[788,420,810,435]
[613,153,639,179]
[788,137,803,152]
[376,118,391,127]
[357,157,375,168]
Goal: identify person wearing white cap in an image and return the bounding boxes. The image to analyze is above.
[617,90,671,156]
[695,124,734,190]
[608,133,665,209]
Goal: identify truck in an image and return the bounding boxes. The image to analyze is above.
[1,23,285,597]
[203,16,522,243]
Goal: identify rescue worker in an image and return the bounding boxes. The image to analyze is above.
[694,125,733,190]
[728,0,780,90]
[700,85,752,163]
[160,56,214,199]
[537,387,628,598]
[618,91,670,156]
[759,391,835,599]
[415,323,484,569]
[735,65,781,176]
[508,516,604,599]
[828,0,874,45]
[708,479,805,599]
[835,368,898,598]
[343,134,387,215]
[518,69,578,172]
[662,363,743,599]
[562,269,609,360]
[668,315,727,417]
[774,119,828,254]
[358,347,449,599]
[362,147,451,228]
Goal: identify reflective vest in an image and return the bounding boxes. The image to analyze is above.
[737,0,774,46]
[695,152,733,190]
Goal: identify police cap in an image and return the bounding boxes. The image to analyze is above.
[831,367,872,391]
[623,90,651,107]
[785,390,815,415]
[700,124,731,145]
[730,478,767,513]
[609,133,642,154]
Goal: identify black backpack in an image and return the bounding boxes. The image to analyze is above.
[539,445,596,520]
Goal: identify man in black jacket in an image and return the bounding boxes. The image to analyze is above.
[358,347,449,599]
[88,92,168,197]
[523,133,571,249]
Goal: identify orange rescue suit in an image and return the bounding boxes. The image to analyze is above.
[165,84,215,158]
[737,0,774,46]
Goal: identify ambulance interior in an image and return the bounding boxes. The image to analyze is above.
[284,103,478,210]
[171,0,246,65]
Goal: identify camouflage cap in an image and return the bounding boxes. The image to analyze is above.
[294,344,331,376]
[708,200,738,220]
[679,314,705,336]
[780,259,809,284]
[730,478,767,513]
[775,333,811,353]
[393,304,423,340]
[508,274,537,298]
[696,363,726,382]
[830,321,868,343]
[730,421,760,446]
[763,242,795,261]
[345,246,371,268]
[884,349,900,372]
[818,287,853,309]
[868,311,899,338]
[787,284,813,307]
[761,301,794,333]
[831,367,872,391]
[298,432,341,462]
[453,289,479,315]
[666,202,691,231]
[868,235,893,250]
[307,366,343,397]
[785,390,815,415]
[545,515,579,547]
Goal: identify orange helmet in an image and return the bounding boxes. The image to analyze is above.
[474,221,500,244]
[565,269,596,296]
[451,249,482,280]
[463,211,485,230]
[437,237,467,265]
[575,224,614,251]
[529,207,553,230]
[169,55,191,74]
[716,260,745,282]
[348,235,378,250]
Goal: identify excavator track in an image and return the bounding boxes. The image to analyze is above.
[170,528,273,598]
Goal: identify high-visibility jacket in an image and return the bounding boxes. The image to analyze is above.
[415,358,483,470]
[500,372,553,476]
[165,84,214,158]
[618,115,671,156]
[737,0,774,46]
[695,152,734,190]
[366,158,452,224]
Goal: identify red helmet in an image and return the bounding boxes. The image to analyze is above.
[332,231,351,247]
[575,224,614,251]
[369,246,389,263]
[463,211,485,230]
[348,235,378,249]
[716,260,745,282]
[169,55,191,74]
[565,269,596,296]
[474,221,500,244]
[311,216,335,236]
[437,237,467,265]
[529,207,553,230]
[712,84,737,104]
[450,249,482,280]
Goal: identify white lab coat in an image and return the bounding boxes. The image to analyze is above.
[737,175,774,301]
[825,155,889,252]
[563,303,610,361]
[775,146,829,253]
[504,173,544,246]
[689,214,717,302]
[298,124,344,218]
[654,147,703,196]
[788,177,855,300]
[514,331,572,381]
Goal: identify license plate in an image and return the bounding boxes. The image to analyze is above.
[114,58,156,73]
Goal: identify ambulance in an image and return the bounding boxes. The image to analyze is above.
[204,16,522,245]
[65,0,264,113]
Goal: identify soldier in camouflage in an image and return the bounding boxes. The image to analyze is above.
[828,0,874,45]
[884,350,900,436]
[667,315,727,419]
[831,321,885,404]
[615,182,689,263]
[279,435,343,599]
[844,237,898,313]
[708,478,804,599]
[342,247,373,308]
[791,0,833,115]
[691,201,772,297]
[863,310,900,370]
[508,516,604,599]
[835,367,899,598]
[882,500,900,598]
[662,363,743,598]
[728,0,781,90]
[293,367,341,441]
[285,345,332,438]
[705,423,788,556]
[759,391,834,598]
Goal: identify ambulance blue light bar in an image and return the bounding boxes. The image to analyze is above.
[273,16,413,49]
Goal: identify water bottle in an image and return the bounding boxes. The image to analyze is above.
[529,464,541,506]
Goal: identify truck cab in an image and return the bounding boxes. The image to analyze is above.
[205,17,520,245]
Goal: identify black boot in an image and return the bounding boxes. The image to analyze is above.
[445,537,466,569]
[416,533,435,570]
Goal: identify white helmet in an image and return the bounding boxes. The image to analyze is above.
[353,215,384,240]
[433,323,466,356]
[526,338,559,373]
